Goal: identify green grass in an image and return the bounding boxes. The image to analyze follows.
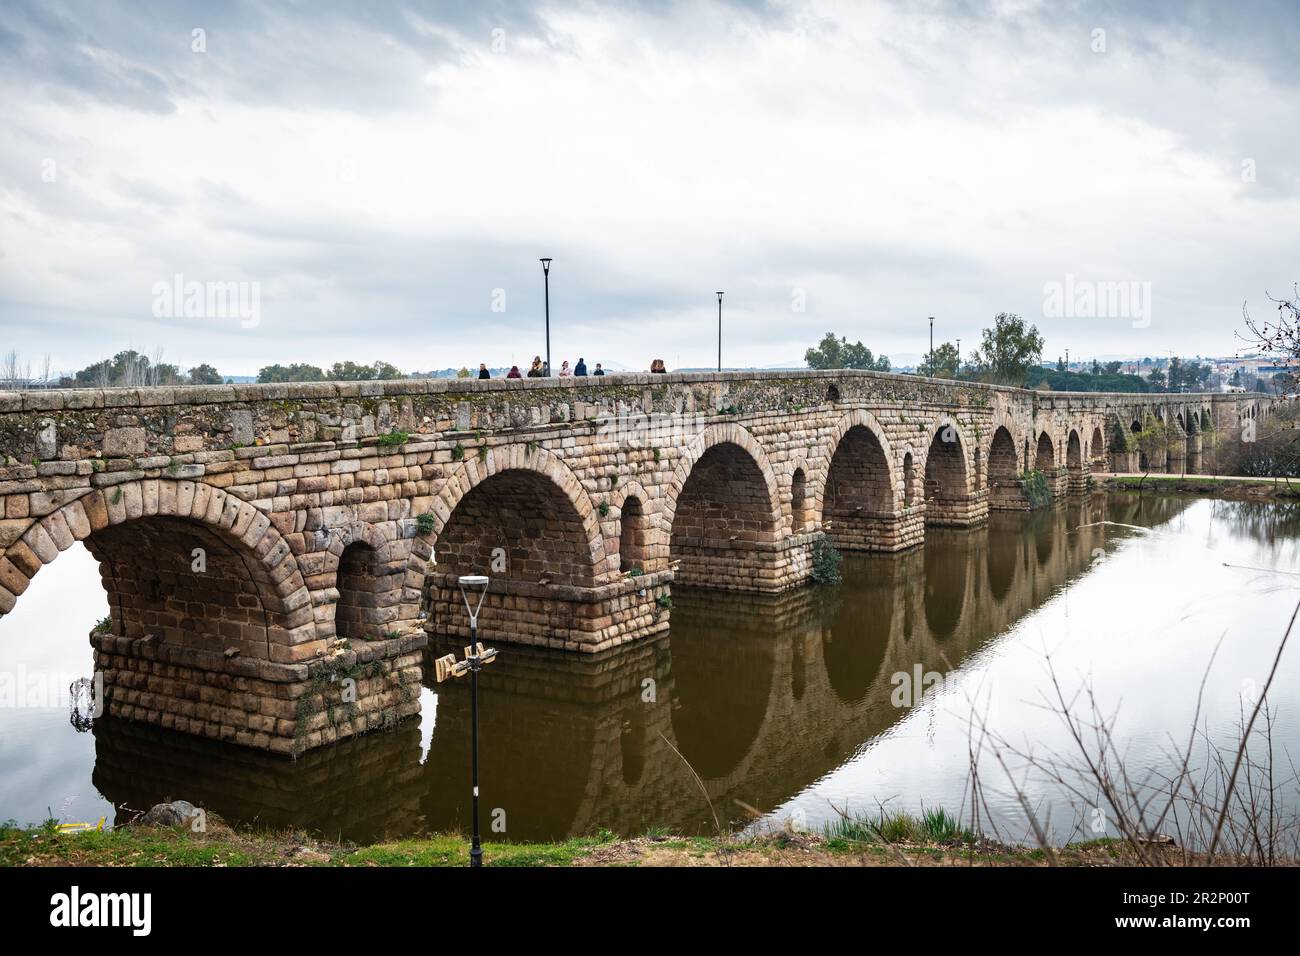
[822,806,975,847]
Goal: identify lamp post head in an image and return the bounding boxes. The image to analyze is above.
[457,574,490,628]
[539,257,552,275]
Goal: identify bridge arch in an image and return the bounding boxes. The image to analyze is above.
[820,410,899,549]
[612,480,655,574]
[921,415,972,525]
[0,480,314,656]
[431,449,609,589]
[1035,430,1055,471]
[667,423,782,590]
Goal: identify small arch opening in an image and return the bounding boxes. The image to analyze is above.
[619,495,649,573]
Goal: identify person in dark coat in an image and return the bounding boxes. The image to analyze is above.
[574,358,588,376]
[593,363,605,376]
[478,363,491,380]
[527,356,544,377]
[507,365,522,379]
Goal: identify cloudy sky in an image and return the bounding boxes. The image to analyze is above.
[1,0,1297,377]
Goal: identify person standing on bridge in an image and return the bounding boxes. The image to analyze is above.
[527,356,543,377]
[559,360,572,377]
[507,365,522,379]
[593,363,605,376]
[478,363,491,380]
[650,359,667,374]
[574,358,588,376]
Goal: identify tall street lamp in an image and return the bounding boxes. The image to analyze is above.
[434,574,498,868]
[540,258,552,376]
[716,292,724,372]
[928,316,934,376]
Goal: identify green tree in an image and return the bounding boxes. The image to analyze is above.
[805,332,889,371]
[188,363,223,385]
[970,313,1044,386]
[257,363,325,383]
[328,360,404,381]
[920,341,960,378]
[1135,413,1169,472]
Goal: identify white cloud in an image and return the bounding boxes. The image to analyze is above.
[1,0,1297,376]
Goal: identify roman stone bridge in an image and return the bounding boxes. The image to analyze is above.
[0,372,1267,753]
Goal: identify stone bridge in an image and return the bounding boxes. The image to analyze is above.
[0,372,1267,753]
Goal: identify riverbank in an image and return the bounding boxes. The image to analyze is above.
[0,815,1254,867]
[1102,473,1300,500]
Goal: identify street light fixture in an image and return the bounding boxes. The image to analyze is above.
[433,574,498,868]
[716,292,724,372]
[540,259,553,376]
[928,316,934,377]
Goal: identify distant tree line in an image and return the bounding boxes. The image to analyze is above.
[256,360,404,383]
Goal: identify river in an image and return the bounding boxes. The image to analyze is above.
[1,494,1297,846]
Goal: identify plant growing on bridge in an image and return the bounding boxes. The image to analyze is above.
[451,443,465,461]
[1020,469,1052,509]
[811,537,843,586]
[415,512,436,535]
[598,500,610,517]
[376,429,409,447]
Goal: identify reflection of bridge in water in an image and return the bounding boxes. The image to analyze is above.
[91,495,1195,842]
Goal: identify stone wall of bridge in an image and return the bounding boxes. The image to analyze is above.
[0,372,1266,752]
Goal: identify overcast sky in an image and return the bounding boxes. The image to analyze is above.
[1,0,1297,376]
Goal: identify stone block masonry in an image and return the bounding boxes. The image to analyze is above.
[0,371,1268,752]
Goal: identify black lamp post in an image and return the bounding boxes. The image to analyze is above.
[928,316,934,376]
[540,258,552,376]
[716,291,724,372]
[434,574,497,868]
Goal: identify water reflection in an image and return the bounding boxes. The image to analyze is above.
[33,493,1249,844]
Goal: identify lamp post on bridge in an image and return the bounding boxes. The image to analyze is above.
[540,258,552,376]
[716,291,724,372]
[928,316,934,377]
[434,574,498,868]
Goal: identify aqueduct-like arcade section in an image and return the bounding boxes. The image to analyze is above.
[0,372,1267,753]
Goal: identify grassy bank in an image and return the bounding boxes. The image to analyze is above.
[1102,474,1300,499]
[0,812,1219,868]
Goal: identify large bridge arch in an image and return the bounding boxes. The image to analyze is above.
[920,414,985,527]
[819,409,902,551]
[667,423,784,590]
[0,480,315,656]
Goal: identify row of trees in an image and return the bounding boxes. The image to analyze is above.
[255,361,403,383]
[807,313,1049,387]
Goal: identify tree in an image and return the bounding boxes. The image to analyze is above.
[1135,413,1169,473]
[328,360,404,381]
[1242,285,1300,392]
[1056,356,1066,372]
[970,313,1044,386]
[257,363,325,383]
[920,341,960,378]
[1148,368,1167,391]
[804,332,889,371]
[73,349,182,388]
[188,363,223,385]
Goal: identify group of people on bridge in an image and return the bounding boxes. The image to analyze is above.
[477,357,671,379]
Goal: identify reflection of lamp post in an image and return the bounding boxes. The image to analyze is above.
[540,258,552,376]
[434,575,498,868]
[716,291,724,372]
